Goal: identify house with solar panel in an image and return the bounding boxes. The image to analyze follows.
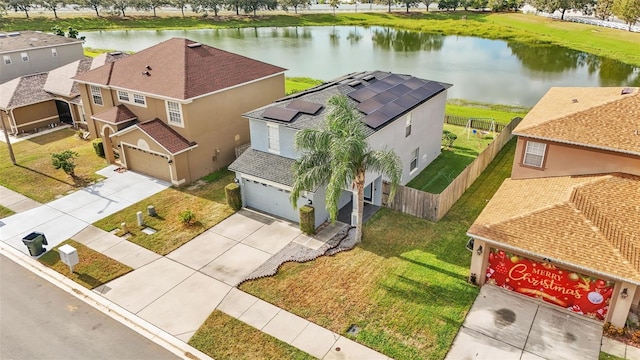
[73,38,286,185]
[229,71,450,229]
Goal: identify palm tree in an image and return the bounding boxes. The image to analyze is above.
[290,95,403,243]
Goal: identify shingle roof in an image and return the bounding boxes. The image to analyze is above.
[44,53,128,97]
[73,38,287,100]
[0,31,83,53]
[92,104,137,124]
[468,173,640,284]
[514,87,640,155]
[137,118,196,154]
[228,148,296,187]
[0,73,52,109]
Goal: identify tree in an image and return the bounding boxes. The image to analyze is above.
[82,0,104,16]
[438,0,458,10]
[8,0,31,18]
[133,0,168,16]
[290,95,402,244]
[192,0,224,15]
[613,0,640,30]
[279,0,310,13]
[398,0,420,11]
[442,130,457,148]
[51,150,79,178]
[238,0,276,15]
[422,0,432,11]
[51,25,66,36]
[328,0,339,14]
[595,0,614,19]
[110,0,131,16]
[39,0,65,18]
[170,0,188,15]
[531,0,594,19]
[375,0,396,12]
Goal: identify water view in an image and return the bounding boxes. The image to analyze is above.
[82,26,640,106]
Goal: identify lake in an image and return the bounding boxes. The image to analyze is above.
[82,26,640,107]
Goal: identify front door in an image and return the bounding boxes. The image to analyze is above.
[55,100,72,124]
[364,183,373,202]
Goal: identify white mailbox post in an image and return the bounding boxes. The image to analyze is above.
[58,244,79,273]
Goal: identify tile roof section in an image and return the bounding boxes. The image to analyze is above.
[73,38,286,100]
[514,87,640,155]
[137,119,196,154]
[92,104,137,124]
[468,174,640,284]
[0,73,52,109]
[228,148,296,187]
[244,71,447,135]
[0,31,83,53]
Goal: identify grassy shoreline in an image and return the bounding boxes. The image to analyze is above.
[2,12,639,67]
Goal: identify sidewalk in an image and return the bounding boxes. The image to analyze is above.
[0,171,390,359]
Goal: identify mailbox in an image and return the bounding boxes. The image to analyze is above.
[58,244,79,272]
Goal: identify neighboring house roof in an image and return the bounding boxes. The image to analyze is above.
[73,38,287,101]
[468,173,640,284]
[513,87,640,156]
[0,73,52,109]
[0,31,83,54]
[244,70,448,135]
[229,148,296,187]
[92,104,138,124]
[135,118,197,154]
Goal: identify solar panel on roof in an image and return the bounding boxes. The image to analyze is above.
[388,84,412,97]
[357,99,384,114]
[394,94,422,110]
[287,100,323,115]
[380,74,405,86]
[408,82,444,102]
[403,77,426,90]
[262,107,299,122]
[371,91,399,105]
[367,81,393,94]
[422,81,445,93]
[348,80,362,87]
[363,111,391,129]
[348,88,377,102]
[378,103,405,118]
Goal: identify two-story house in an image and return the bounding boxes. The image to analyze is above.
[0,31,84,84]
[73,38,286,185]
[467,87,640,328]
[229,71,450,229]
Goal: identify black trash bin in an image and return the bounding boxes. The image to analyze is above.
[22,232,48,256]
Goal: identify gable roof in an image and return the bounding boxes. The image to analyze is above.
[73,38,287,100]
[468,173,640,284]
[0,73,52,109]
[513,87,640,156]
[229,148,297,187]
[0,31,83,54]
[92,104,137,124]
[136,119,197,154]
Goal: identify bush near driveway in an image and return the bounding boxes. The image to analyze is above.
[240,139,517,360]
[93,169,235,255]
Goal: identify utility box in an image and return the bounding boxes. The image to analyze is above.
[22,232,48,257]
[58,244,79,272]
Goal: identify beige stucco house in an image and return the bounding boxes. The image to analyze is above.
[467,87,640,328]
[73,38,286,185]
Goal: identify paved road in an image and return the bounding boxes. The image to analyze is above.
[0,254,178,360]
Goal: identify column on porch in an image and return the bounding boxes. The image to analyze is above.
[607,282,638,328]
[469,238,489,286]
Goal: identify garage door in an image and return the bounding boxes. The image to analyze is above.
[243,178,299,222]
[124,145,171,182]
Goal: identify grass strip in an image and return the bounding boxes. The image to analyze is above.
[0,205,16,219]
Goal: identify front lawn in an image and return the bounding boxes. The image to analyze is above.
[39,239,133,289]
[189,310,315,360]
[240,138,517,360]
[92,169,235,255]
[0,129,107,203]
[0,205,15,219]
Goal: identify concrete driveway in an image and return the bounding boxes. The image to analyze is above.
[0,166,169,255]
[446,285,603,360]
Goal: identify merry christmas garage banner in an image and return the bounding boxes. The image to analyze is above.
[486,248,613,320]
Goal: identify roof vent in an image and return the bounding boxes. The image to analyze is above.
[621,87,633,95]
[108,51,123,55]
[146,65,152,70]
[8,32,21,37]
[572,98,578,103]
[142,71,151,76]
[187,42,202,48]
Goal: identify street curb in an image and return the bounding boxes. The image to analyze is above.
[0,243,215,360]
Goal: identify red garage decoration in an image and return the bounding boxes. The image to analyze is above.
[486,248,614,320]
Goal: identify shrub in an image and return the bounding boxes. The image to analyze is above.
[51,150,79,178]
[225,183,242,211]
[442,129,457,148]
[92,138,105,157]
[179,210,196,226]
[299,205,315,235]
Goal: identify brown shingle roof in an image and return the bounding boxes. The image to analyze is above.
[0,31,83,53]
[137,118,196,154]
[0,73,52,109]
[468,174,640,284]
[514,87,640,155]
[92,104,137,124]
[73,38,286,100]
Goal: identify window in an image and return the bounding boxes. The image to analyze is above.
[523,141,546,168]
[133,94,146,105]
[267,124,280,153]
[405,113,412,137]
[166,101,183,126]
[410,148,419,172]
[117,90,130,102]
[90,85,103,106]
[20,52,29,62]
[51,48,58,57]
[3,55,10,65]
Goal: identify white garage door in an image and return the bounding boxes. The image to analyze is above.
[243,179,299,223]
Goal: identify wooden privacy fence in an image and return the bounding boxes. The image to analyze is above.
[383,117,523,222]
[444,114,507,132]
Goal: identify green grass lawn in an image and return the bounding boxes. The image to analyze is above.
[600,352,625,360]
[39,239,133,289]
[0,205,15,219]
[189,310,315,360]
[240,138,517,359]
[0,129,107,203]
[446,99,529,125]
[92,169,235,255]
[3,12,639,67]
[285,77,324,94]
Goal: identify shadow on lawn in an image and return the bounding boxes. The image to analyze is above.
[398,254,468,282]
[16,164,75,186]
[381,274,478,309]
